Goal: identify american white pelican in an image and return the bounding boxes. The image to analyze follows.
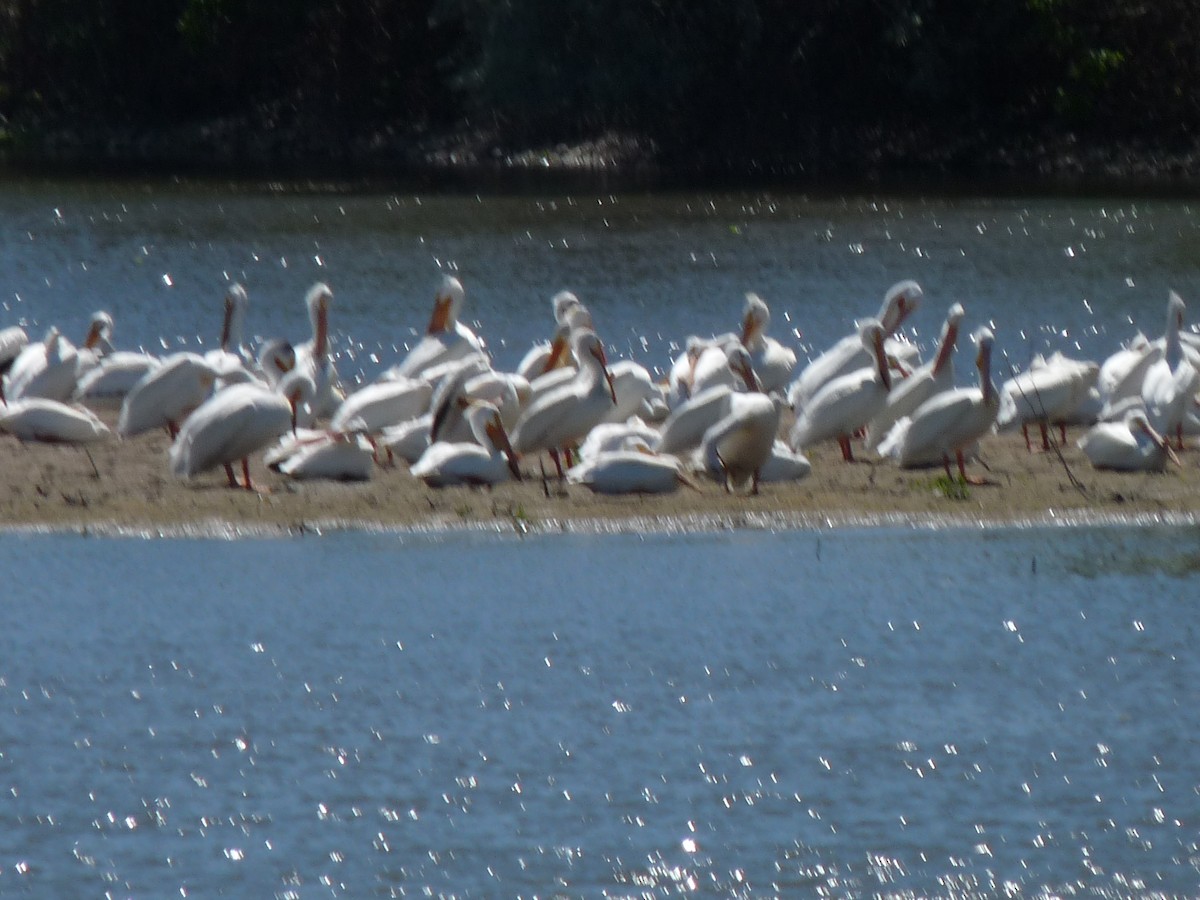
[865,302,964,453]
[786,279,922,409]
[510,328,617,476]
[758,441,813,483]
[0,326,29,394]
[567,445,693,494]
[329,377,433,434]
[379,275,487,381]
[117,352,220,438]
[1140,291,1199,448]
[996,351,1100,451]
[741,293,797,392]
[277,283,344,428]
[578,417,662,461]
[1098,331,1156,408]
[4,327,80,402]
[73,351,161,409]
[600,359,670,424]
[515,290,583,379]
[169,382,293,490]
[0,398,110,443]
[700,391,786,493]
[273,430,375,481]
[378,414,433,464]
[790,319,892,461]
[410,401,521,487]
[204,284,255,383]
[1077,409,1180,471]
[878,327,999,483]
[652,352,763,456]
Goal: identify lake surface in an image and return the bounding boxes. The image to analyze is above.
[1,525,1198,896]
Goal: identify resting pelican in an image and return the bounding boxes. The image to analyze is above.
[790,319,892,461]
[996,351,1100,451]
[0,326,29,398]
[73,351,161,409]
[330,377,433,435]
[865,302,964,453]
[1140,291,1199,449]
[567,444,693,494]
[410,400,521,487]
[4,327,80,402]
[379,275,486,381]
[0,398,110,443]
[787,280,922,409]
[1077,409,1180,471]
[700,391,786,493]
[578,417,662,461]
[510,328,617,477]
[272,429,375,481]
[654,346,762,455]
[741,293,797,392]
[878,327,999,483]
[169,382,293,490]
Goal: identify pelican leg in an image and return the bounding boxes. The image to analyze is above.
[751,468,761,496]
[1039,422,1050,451]
[837,435,854,462]
[1059,422,1067,445]
[1176,424,1185,452]
[224,462,239,489]
[1021,423,1031,452]
[241,458,254,491]
[957,450,989,486]
[716,451,732,493]
[549,449,565,479]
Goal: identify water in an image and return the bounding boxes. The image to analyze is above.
[2,179,1198,386]
[2,525,1199,896]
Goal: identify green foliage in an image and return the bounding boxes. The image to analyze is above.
[931,474,971,501]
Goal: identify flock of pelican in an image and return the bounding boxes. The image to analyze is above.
[0,273,1196,497]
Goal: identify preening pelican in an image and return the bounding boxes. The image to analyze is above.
[790,319,892,461]
[740,292,797,392]
[1077,409,1180,471]
[700,391,785,493]
[516,290,583,379]
[117,353,220,438]
[1140,290,1199,448]
[787,280,922,410]
[380,275,486,381]
[4,327,80,402]
[0,398,110,443]
[277,283,344,428]
[204,284,254,382]
[410,400,521,486]
[878,327,999,483]
[510,328,617,476]
[865,302,964,453]
[273,430,375,481]
[169,382,293,490]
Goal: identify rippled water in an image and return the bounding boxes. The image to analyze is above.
[2,179,1198,384]
[2,525,1199,896]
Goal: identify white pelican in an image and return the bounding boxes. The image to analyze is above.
[273,430,375,481]
[567,445,693,494]
[0,398,110,443]
[758,441,813,483]
[329,377,433,435]
[4,327,80,402]
[73,350,161,409]
[277,283,344,428]
[515,290,583,379]
[1077,409,1180,471]
[1140,290,1199,448]
[600,359,669,425]
[790,319,892,461]
[996,351,1099,451]
[865,302,964,453]
[741,292,797,392]
[169,382,293,490]
[378,414,433,464]
[700,391,786,493]
[0,326,29,396]
[786,279,922,409]
[410,401,521,487]
[204,284,255,383]
[379,275,486,381]
[510,328,617,477]
[654,345,762,455]
[578,417,662,461]
[878,327,999,483]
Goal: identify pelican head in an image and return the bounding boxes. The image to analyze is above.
[575,329,617,404]
[552,290,582,325]
[473,401,523,481]
[878,280,923,335]
[1168,290,1186,331]
[727,344,762,392]
[428,275,464,334]
[84,311,114,350]
[741,293,771,346]
[1129,410,1182,467]
[932,302,966,374]
[306,282,332,359]
[221,283,249,351]
[973,326,996,399]
[540,323,573,374]
[860,319,891,390]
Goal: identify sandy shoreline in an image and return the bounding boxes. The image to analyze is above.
[3,406,1200,537]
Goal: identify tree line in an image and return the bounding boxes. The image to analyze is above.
[0,0,1195,175]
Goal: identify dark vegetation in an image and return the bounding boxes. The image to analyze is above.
[0,0,1196,184]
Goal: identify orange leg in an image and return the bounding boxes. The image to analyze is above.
[837,435,854,462]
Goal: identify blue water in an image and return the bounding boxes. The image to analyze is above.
[2,525,1198,896]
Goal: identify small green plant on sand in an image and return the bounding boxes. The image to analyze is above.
[931,473,971,501]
